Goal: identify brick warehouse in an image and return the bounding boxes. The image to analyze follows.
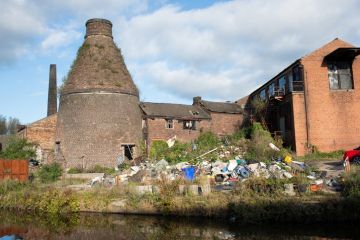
[245,38,360,156]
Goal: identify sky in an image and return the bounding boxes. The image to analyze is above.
[1,0,360,124]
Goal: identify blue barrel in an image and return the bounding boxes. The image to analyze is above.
[182,166,196,181]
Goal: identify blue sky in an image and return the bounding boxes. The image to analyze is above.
[1,0,360,124]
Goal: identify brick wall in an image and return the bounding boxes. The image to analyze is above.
[291,93,307,156]
[209,112,243,136]
[146,118,211,145]
[57,93,142,169]
[300,39,360,153]
[18,114,57,163]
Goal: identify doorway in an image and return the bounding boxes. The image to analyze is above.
[122,144,135,161]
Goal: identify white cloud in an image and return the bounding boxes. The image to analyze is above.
[118,0,360,101]
[40,29,81,51]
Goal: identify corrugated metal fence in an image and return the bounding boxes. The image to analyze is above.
[0,159,28,182]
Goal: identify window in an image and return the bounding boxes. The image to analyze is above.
[328,61,353,90]
[278,76,286,92]
[165,119,174,129]
[183,120,196,130]
[287,72,293,92]
[268,83,275,97]
[260,89,266,100]
[292,66,304,91]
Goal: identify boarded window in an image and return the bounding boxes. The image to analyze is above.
[165,119,174,129]
[328,61,353,90]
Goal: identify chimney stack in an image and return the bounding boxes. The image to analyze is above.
[47,64,57,116]
[193,96,202,105]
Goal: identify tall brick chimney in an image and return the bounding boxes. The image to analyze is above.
[47,64,57,116]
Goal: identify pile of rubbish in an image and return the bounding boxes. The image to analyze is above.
[113,155,305,185]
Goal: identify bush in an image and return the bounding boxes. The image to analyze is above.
[87,165,116,175]
[244,122,283,163]
[37,163,63,183]
[0,180,28,195]
[0,136,36,160]
[150,140,168,160]
[342,169,360,198]
[195,131,220,150]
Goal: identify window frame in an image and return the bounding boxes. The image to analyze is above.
[327,61,354,90]
[165,119,174,129]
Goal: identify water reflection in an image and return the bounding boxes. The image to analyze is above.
[0,210,357,239]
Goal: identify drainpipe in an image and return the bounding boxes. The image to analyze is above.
[302,65,311,150]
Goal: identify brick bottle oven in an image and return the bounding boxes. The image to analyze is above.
[56,18,142,169]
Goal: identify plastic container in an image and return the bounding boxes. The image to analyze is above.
[182,166,196,181]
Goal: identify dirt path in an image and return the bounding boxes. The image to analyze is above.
[308,159,344,178]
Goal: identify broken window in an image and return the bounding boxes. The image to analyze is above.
[260,89,266,100]
[268,83,275,97]
[165,119,174,129]
[287,72,293,92]
[277,76,286,95]
[183,120,196,130]
[292,66,303,91]
[328,61,353,90]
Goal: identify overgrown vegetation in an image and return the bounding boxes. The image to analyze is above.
[149,131,223,164]
[0,136,36,159]
[298,150,344,161]
[342,168,360,198]
[0,180,79,214]
[67,164,116,175]
[37,163,63,183]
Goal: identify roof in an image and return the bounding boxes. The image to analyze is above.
[324,47,360,61]
[140,102,211,119]
[249,38,358,97]
[198,100,243,114]
[61,19,139,96]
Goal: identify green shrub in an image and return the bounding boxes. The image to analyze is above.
[150,140,168,160]
[195,131,220,150]
[67,167,82,174]
[87,165,116,175]
[0,180,28,195]
[244,122,282,163]
[0,136,36,160]
[37,163,63,183]
[342,170,360,198]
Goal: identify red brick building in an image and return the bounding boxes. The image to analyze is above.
[140,99,243,150]
[246,38,360,156]
[193,97,243,137]
[18,114,57,162]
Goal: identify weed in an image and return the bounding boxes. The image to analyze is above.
[37,163,63,183]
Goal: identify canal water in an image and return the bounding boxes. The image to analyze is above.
[0,210,358,239]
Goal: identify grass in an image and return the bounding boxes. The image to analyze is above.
[297,150,344,161]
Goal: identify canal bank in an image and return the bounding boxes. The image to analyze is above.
[0,178,359,224]
[0,209,359,240]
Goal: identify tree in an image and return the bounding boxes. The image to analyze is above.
[0,115,21,135]
[0,136,36,159]
[7,117,20,134]
[0,115,6,135]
